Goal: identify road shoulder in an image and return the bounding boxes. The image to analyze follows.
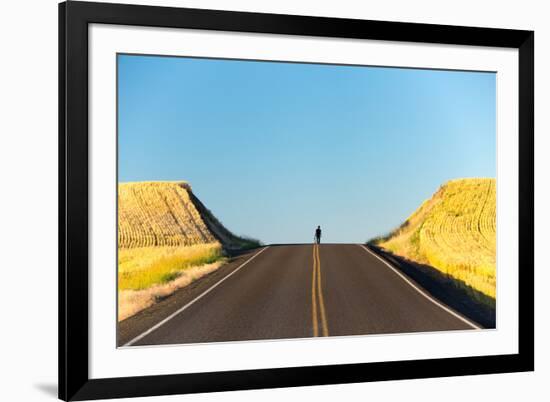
[117,247,265,346]
[366,244,495,328]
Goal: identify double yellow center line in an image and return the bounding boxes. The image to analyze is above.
[311,244,329,337]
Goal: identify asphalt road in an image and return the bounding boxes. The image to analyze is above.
[120,244,478,347]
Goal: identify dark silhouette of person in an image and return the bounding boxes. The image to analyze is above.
[315,226,322,244]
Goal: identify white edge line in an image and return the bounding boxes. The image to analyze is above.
[358,244,482,330]
[123,246,270,347]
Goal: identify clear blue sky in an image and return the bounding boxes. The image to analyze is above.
[118,54,496,244]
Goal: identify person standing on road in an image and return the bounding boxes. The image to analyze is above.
[314,225,322,244]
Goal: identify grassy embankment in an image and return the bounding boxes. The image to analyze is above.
[118,181,260,321]
[371,178,496,305]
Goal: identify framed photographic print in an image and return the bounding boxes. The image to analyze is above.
[59,1,534,400]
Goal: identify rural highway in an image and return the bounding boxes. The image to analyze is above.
[120,244,479,347]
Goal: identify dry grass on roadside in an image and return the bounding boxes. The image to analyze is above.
[118,243,227,321]
[118,261,223,321]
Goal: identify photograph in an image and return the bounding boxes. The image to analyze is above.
[116,54,497,347]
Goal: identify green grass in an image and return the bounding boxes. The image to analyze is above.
[235,236,262,249]
[118,243,225,291]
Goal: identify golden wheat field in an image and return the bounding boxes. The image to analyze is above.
[375,178,496,300]
[118,181,218,248]
[117,181,260,321]
[117,182,222,320]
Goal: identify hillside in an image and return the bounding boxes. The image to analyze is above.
[118,181,256,250]
[117,181,259,321]
[373,178,496,300]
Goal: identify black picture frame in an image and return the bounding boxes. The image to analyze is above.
[59,1,534,400]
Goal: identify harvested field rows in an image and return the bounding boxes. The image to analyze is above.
[118,182,217,248]
[376,178,496,300]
